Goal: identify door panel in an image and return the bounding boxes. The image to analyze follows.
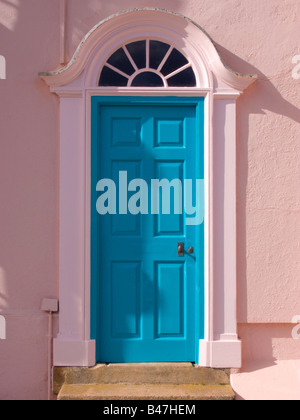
[154,161,184,235]
[154,262,185,338]
[91,97,204,363]
[111,262,142,339]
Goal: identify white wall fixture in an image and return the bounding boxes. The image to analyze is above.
[0,315,6,340]
[292,55,300,80]
[0,55,6,80]
[59,0,66,64]
[41,299,59,400]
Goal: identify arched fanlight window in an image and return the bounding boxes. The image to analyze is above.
[99,40,197,87]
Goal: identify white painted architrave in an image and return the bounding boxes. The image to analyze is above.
[40,8,256,368]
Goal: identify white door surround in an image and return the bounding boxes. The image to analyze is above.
[40,8,256,368]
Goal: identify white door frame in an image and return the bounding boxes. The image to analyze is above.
[40,8,256,368]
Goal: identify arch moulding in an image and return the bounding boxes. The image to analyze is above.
[40,8,256,368]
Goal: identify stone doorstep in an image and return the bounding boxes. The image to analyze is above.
[53,363,231,395]
[58,384,235,401]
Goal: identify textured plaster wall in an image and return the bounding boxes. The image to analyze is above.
[0,0,60,400]
[0,0,299,399]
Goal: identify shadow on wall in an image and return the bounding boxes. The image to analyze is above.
[217,44,300,123]
[237,324,300,371]
[232,323,300,399]
[215,44,300,326]
[0,0,19,32]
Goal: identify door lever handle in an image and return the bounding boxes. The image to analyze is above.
[178,243,184,257]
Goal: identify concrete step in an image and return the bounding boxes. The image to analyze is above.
[53,363,231,395]
[58,383,235,401]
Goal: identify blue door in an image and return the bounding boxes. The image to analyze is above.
[91,97,204,363]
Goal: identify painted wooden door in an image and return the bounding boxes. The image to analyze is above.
[91,97,204,363]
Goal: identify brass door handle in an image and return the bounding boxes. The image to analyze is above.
[178,243,184,257]
[178,244,194,256]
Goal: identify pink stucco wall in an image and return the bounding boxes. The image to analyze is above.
[0,0,299,399]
